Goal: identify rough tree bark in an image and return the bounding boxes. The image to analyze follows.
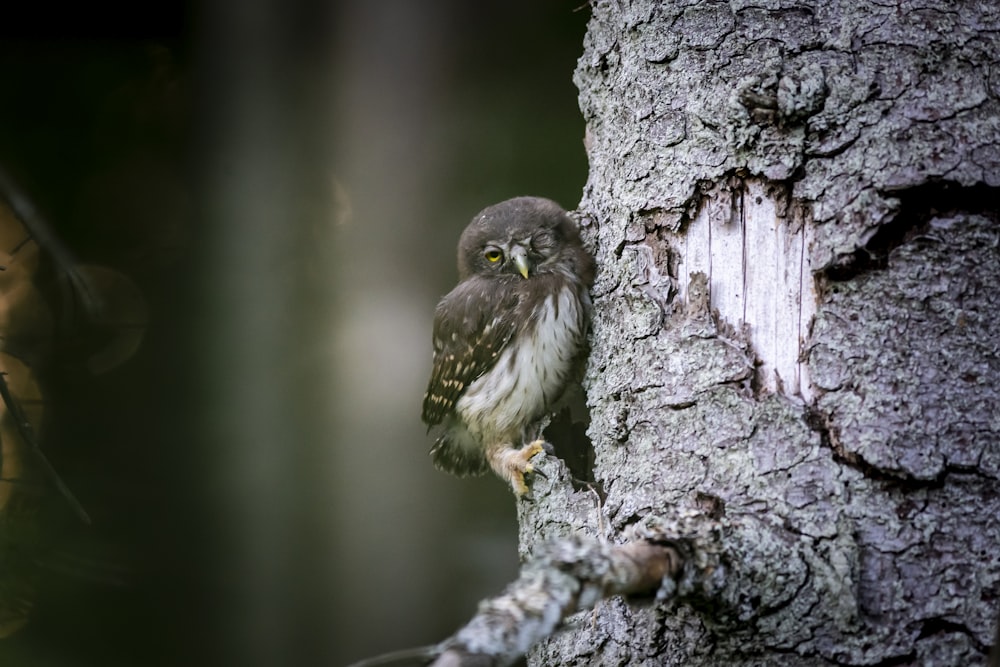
[515,1,1000,665]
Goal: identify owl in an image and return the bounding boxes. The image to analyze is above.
[422,197,595,496]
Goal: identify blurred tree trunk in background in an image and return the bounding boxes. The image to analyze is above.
[517,1,1000,664]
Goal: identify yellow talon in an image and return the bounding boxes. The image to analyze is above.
[487,439,548,496]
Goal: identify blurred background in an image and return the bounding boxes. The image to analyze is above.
[0,1,588,665]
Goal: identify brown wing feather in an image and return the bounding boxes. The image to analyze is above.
[421,276,520,427]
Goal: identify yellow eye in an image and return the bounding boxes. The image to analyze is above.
[484,249,503,263]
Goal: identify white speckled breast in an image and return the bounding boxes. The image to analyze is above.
[456,285,585,443]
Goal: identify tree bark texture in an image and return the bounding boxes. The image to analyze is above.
[517,1,1000,664]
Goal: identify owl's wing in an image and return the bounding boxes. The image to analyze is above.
[421,278,519,427]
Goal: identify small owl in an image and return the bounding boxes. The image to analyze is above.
[422,197,595,496]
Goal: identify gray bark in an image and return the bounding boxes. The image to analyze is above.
[518,1,1000,664]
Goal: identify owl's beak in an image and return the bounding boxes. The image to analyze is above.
[511,247,530,279]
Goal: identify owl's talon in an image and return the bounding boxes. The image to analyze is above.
[526,439,547,456]
[523,439,549,483]
[490,440,548,497]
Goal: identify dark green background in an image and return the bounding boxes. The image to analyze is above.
[0,1,589,665]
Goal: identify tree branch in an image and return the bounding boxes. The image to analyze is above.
[429,508,729,667]
[430,537,682,667]
[346,511,726,667]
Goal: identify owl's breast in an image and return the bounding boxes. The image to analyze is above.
[455,283,587,442]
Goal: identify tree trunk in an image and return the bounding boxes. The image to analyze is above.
[517,1,1000,664]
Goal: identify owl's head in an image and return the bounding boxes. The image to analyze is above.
[457,196,591,283]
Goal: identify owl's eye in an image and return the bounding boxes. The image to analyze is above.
[484,248,503,263]
[532,230,556,248]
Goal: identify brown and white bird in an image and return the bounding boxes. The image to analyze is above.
[422,197,594,495]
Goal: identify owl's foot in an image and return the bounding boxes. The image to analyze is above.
[488,440,547,497]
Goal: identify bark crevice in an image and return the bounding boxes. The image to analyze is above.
[822,181,1000,282]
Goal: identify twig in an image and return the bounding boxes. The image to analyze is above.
[0,167,103,325]
[344,645,441,667]
[0,372,91,524]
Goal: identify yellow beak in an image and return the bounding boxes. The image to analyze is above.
[512,249,530,279]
